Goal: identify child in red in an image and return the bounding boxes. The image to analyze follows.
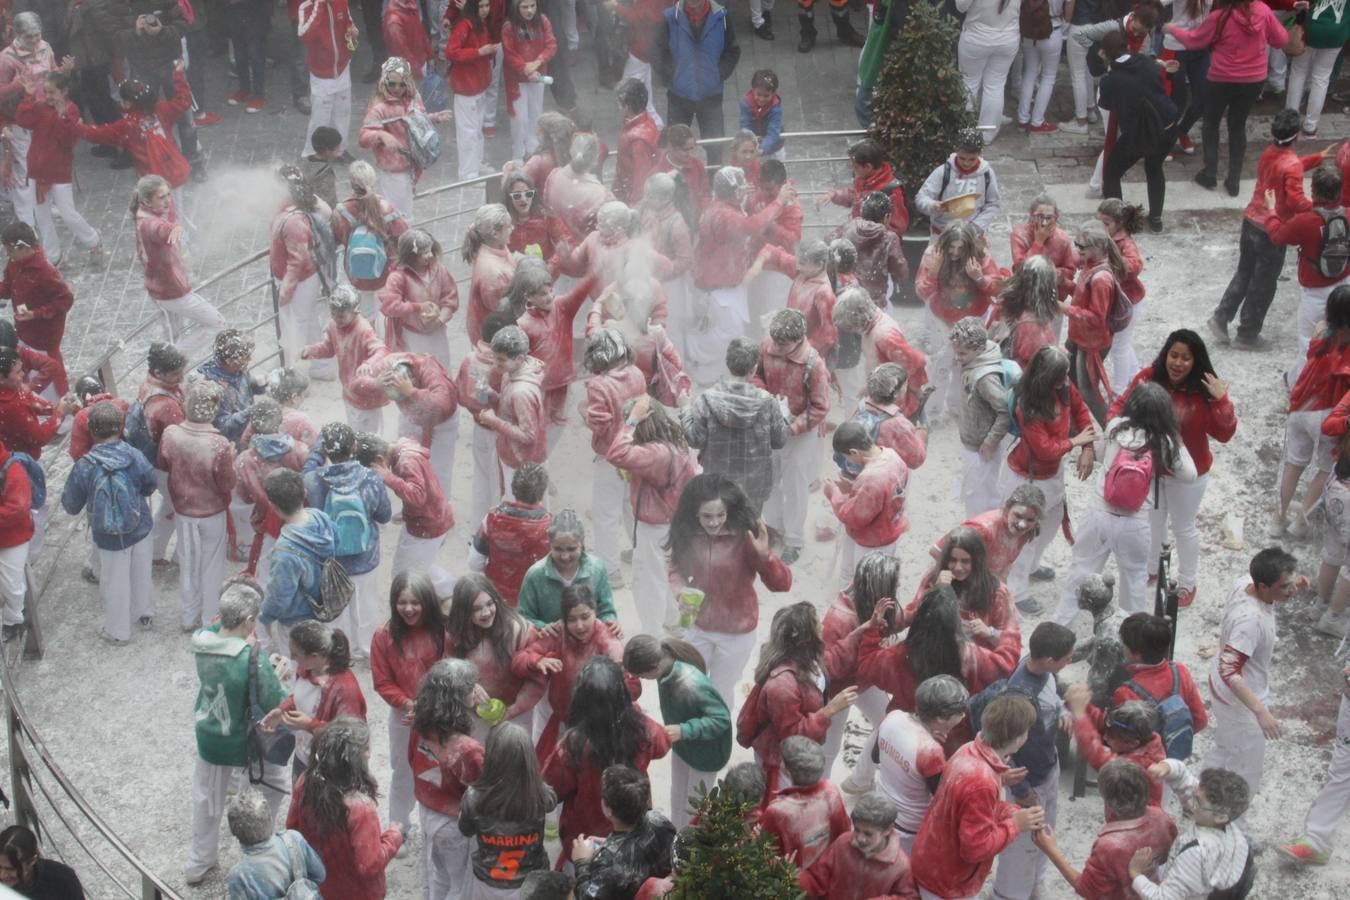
[1066,689,1168,806]
[1061,223,1125,423]
[363,434,455,594]
[846,363,928,473]
[15,70,101,265]
[301,286,388,435]
[614,77,660,204]
[383,0,433,87]
[378,229,459,372]
[458,309,511,528]
[233,397,308,582]
[501,0,556,162]
[819,138,909,241]
[463,204,518,356]
[0,222,73,397]
[655,124,710,215]
[478,325,548,492]
[504,172,571,267]
[747,240,838,358]
[826,422,909,584]
[1112,611,1209,733]
[510,261,596,445]
[832,291,929,419]
[446,0,497,181]
[79,61,194,204]
[1010,196,1078,301]
[445,574,544,737]
[761,736,851,871]
[799,793,920,900]
[469,463,552,606]
[262,622,368,766]
[836,191,909,307]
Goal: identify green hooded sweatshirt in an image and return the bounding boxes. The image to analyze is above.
[192,624,290,767]
[660,660,733,773]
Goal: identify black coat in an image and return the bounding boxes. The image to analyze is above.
[1098,53,1178,152]
[67,0,133,70]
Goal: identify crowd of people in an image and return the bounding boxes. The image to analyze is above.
[0,1,1347,900]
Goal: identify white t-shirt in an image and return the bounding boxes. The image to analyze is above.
[1209,577,1278,705]
[875,711,947,834]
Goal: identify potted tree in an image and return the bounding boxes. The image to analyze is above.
[667,784,804,898]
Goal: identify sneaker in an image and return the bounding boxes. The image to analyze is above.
[483,125,497,137]
[753,21,774,40]
[1223,178,1241,198]
[1269,510,1288,538]
[1015,597,1043,615]
[88,244,104,258]
[1178,134,1196,154]
[1059,118,1089,134]
[1287,509,1311,539]
[1177,586,1196,609]
[620,549,634,565]
[1030,565,1056,582]
[1148,216,1164,234]
[1207,316,1230,344]
[1084,183,1102,200]
[245,97,264,113]
[1086,108,1101,124]
[153,558,178,570]
[1278,838,1329,865]
[98,629,129,646]
[1314,610,1349,638]
[781,546,802,565]
[1232,334,1274,352]
[227,91,246,106]
[193,112,223,126]
[184,865,215,886]
[294,96,312,115]
[138,616,154,630]
[181,622,201,634]
[1028,122,1058,134]
[82,566,99,584]
[1016,120,1030,131]
[1193,171,1217,190]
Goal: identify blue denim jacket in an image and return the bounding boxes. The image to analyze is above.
[226,832,326,900]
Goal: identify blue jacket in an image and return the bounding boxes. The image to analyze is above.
[660,2,739,102]
[302,451,391,576]
[226,831,326,900]
[739,95,783,155]
[196,359,261,447]
[1005,661,1065,794]
[61,440,157,551]
[261,508,338,626]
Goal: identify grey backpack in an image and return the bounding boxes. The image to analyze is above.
[282,832,321,900]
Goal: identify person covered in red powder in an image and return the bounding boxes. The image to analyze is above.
[446,573,543,738]
[469,463,553,606]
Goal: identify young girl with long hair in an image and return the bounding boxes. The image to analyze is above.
[821,552,902,792]
[1009,195,1078,301]
[1054,381,1197,623]
[378,229,458,371]
[131,175,225,351]
[446,0,499,181]
[332,160,408,321]
[666,473,793,710]
[286,719,403,899]
[521,110,576,188]
[512,584,637,759]
[459,723,559,895]
[502,0,557,162]
[504,171,572,265]
[997,345,1098,614]
[1097,199,1147,389]
[447,573,543,739]
[369,572,446,830]
[1061,222,1129,424]
[411,659,487,898]
[607,394,700,635]
[740,602,859,795]
[1109,329,1236,608]
[996,254,1061,368]
[517,508,621,627]
[542,656,670,865]
[463,203,518,347]
[358,56,448,217]
[908,526,1022,668]
[261,622,367,780]
[623,635,729,828]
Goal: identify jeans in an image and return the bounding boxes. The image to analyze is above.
[1170,48,1210,138]
[855,83,874,128]
[276,11,312,100]
[667,91,726,164]
[357,0,387,68]
[1103,134,1168,219]
[1066,25,1094,120]
[1201,79,1262,185]
[1214,218,1288,340]
[541,0,577,108]
[226,3,269,98]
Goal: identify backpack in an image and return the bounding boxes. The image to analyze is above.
[996,357,1024,438]
[1102,444,1155,513]
[968,671,1051,763]
[1091,266,1135,335]
[1176,839,1256,900]
[0,453,45,510]
[281,832,322,900]
[834,404,898,477]
[1124,664,1195,760]
[90,464,143,537]
[1315,207,1350,280]
[938,162,993,207]
[323,484,372,558]
[338,206,396,283]
[1020,0,1053,40]
[396,109,442,171]
[275,540,355,623]
[1134,91,1169,155]
[124,390,172,466]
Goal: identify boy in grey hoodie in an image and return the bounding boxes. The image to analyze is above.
[951,317,1013,517]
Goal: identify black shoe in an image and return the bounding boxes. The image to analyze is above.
[754,21,774,40]
[1147,216,1164,234]
[1207,316,1230,344]
[1193,171,1217,190]
[1223,178,1241,198]
[780,546,801,565]
[832,11,867,47]
[90,144,116,159]
[1030,565,1056,582]
[1015,597,1043,615]
[1232,334,1274,352]
[798,13,817,52]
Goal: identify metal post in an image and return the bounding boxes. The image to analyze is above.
[21,564,43,661]
[6,697,36,836]
[269,279,285,368]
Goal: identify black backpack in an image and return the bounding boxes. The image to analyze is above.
[1316,207,1350,279]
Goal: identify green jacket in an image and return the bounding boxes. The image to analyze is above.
[517,552,618,627]
[660,661,732,773]
[192,624,289,767]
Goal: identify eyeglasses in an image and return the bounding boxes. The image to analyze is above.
[1073,240,1088,250]
[509,190,536,201]
[1033,214,1057,223]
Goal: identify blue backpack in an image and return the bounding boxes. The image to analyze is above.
[834,404,897,477]
[338,207,396,283]
[1,452,45,510]
[1124,664,1195,760]
[1001,358,1024,439]
[124,389,173,466]
[91,464,143,537]
[323,484,371,558]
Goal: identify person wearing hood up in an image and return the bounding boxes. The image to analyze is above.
[234,397,309,591]
[913,129,1002,243]
[836,191,909,307]
[1053,382,1197,626]
[60,400,157,644]
[360,432,455,596]
[259,469,339,648]
[158,378,236,633]
[0,222,73,398]
[479,325,549,495]
[302,421,391,657]
[950,317,1014,518]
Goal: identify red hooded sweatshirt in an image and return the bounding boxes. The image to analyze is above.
[1107,368,1237,478]
[614,112,661,204]
[0,384,60,460]
[754,336,831,436]
[1073,712,1168,806]
[380,437,454,538]
[1289,335,1350,412]
[1,248,72,358]
[605,429,700,526]
[501,14,556,115]
[584,363,648,456]
[694,198,783,290]
[286,779,402,900]
[1010,223,1078,301]
[467,244,516,346]
[745,663,833,783]
[761,780,852,871]
[446,17,493,97]
[489,357,548,468]
[78,71,192,186]
[668,531,793,635]
[1070,806,1178,900]
[303,314,388,407]
[370,623,444,712]
[299,0,355,79]
[800,830,921,900]
[518,275,596,392]
[857,625,1018,714]
[826,447,909,548]
[382,0,432,75]
[0,442,34,550]
[157,420,236,517]
[859,311,929,419]
[1244,142,1323,227]
[1007,383,1093,481]
[378,261,460,352]
[1264,203,1350,288]
[14,98,80,190]
[759,246,838,358]
[472,500,552,604]
[826,161,910,241]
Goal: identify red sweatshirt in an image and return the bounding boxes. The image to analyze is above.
[448,622,543,718]
[157,421,235,517]
[380,437,454,538]
[1007,384,1093,480]
[0,385,61,460]
[135,208,191,300]
[1010,223,1078,300]
[694,198,783,290]
[286,779,402,900]
[749,186,803,256]
[800,831,920,900]
[668,531,793,635]
[299,0,355,78]
[1113,232,1145,304]
[351,352,458,443]
[902,577,1022,666]
[1110,658,1210,734]
[78,72,192,186]
[473,500,552,604]
[822,592,864,699]
[1289,336,1350,411]
[446,19,492,96]
[509,211,572,266]
[910,737,1021,898]
[490,358,548,468]
[1071,807,1178,900]
[467,244,516,345]
[517,275,596,391]
[747,663,833,778]
[1066,266,1116,353]
[370,623,445,712]
[760,247,838,357]
[69,395,128,461]
[605,430,700,525]
[827,448,908,547]
[410,731,484,818]
[382,0,432,75]
[914,249,1002,327]
[654,151,710,216]
[848,400,927,470]
[1264,204,1350,288]
[614,112,661,204]
[14,98,79,189]
[1075,709,1167,807]
[277,668,368,733]
[827,162,910,240]
[1107,369,1237,477]
[761,780,851,871]
[0,248,71,383]
[859,312,929,419]
[303,315,388,408]
[456,339,503,420]
[754,337,831,435]
[584,364,648,455]
[138,376,186,468]
[0,443,34,549]
[234,437,308,529]
[501,16,556,116]
[16,346,60,398]
[378,262,460,352]
[1005,314,1059,370]
[1244,143,1324,227]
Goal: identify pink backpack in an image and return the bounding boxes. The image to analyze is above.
[1103,445,1155,513]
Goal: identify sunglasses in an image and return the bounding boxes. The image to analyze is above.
[509,190,536,201]
[1073,240,1088,250]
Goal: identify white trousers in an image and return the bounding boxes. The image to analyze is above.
[401,326,453,375]
[177,511,226,629]
[992,764,1059,900]
[34,182,100,262]
[924,309,962,421]
[304,67,353,157]
[1268,46,1289,90]
[591,458,628,581]
[685,625,757,719]
[1017,31,1065,127]
[510,81,545,161]
[484,46,503,128]
[634,519,675,636]
[421,805,471,900]
[958,32,1020,141]
[1287,46,1342,135]
[278,275,325,376]
[621,55,663,127]
[345,402,385,438]
[388,714,416,826]
[393,528,455,597]
[377,168,416,220]
[152,469,177,560]
[338,570,381,657]
[1149,474,1208,591]
[98,539,154,641]
[747,269,792,341]
[670,755,715,829]
[1292,281,1347,384]
[686,286,749,388]
[836,362,865,413]
[1106,314,1141,393]
[962,444,1008,518]
[661,275,693,364]
[230,497,256,557]
[999,462,1066,605]
[822,685,888,786]
[454,90,487,181]
[1206,695,1267,822]
[749,0,777,27]
[155,291,225,357]
[1065,28,1094,120]
[0,543,28,627]
[1303,693,1350,854]
[399,412,459,510]
[764,430,821,549]
[1054,508,1152,626]
[470,424,501,533]
[187,756,287,879]
[6,127,36,231]
[837,535,898,588]
[256,533,276,594]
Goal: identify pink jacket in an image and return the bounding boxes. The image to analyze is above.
[668,531,793,635]
[378,262,460,352]
[135,209,190,300]
[456,340,503,420]
[234,438,308,528]
[370,623,444,711]
[748,665,833,777]
[800,831,920,900]
[492,358,549,468]
[605,429,701,525]
[640,205,695,280]
[466,244,516,346]
[351,352,459,441]
[826,448,908,548]
[583,364,648,455]
[861,313,929,419]
[270,203,330,302]
[303,315,388,407]
[753,337,831,436]
[359,95,428,175]
[381,437,454,538]
[517,276,596,391]
[761,781,852,871]
[1170,2,1288,83]
[1010,223,1078,300]
[158,421,236,517]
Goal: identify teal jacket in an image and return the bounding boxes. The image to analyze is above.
[660,661,732,774]
[192,624,289,767]
[517,552,618,626]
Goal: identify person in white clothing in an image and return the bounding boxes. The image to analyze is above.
[875,675,969,854]
[1206,547,1305,821]
[1277,663,1350,865]
[954,0,1023,142]
[297,0,359,157]
[1017,0,1070,132]
[1054,382,1198,625]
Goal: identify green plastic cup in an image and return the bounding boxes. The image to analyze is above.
[677,588,705,628]
[476,698,506,725]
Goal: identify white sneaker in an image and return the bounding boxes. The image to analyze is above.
[1269,510,1288,538]
[1060,118,1089,134]
[1315,610,1349,637]
[1288,511,1311,539]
